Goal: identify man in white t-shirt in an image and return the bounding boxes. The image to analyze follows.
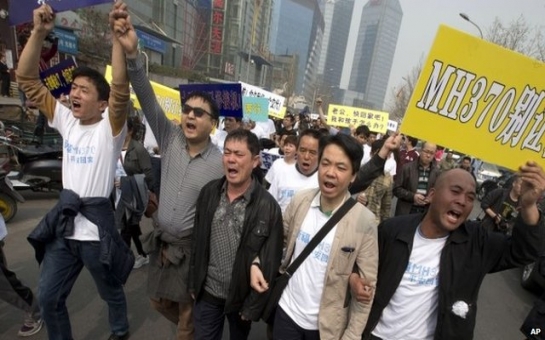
[273,133,378,339]
[356,165,545,340]
[268,129,322,213]
[18,4,133,340]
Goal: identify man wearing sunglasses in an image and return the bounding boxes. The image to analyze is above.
[113,5,224,339]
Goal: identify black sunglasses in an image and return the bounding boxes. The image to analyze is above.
[182,104,213,118]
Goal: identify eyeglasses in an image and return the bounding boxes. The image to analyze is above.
[182,104,213,118]
[422,149,435,155]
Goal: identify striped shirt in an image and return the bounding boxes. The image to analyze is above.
[416,165,431,196]
[127,56,224,238]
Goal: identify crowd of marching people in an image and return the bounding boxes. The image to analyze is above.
[0,2,544,340]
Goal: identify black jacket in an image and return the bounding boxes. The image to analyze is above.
[363,212,545,340]
[349,153,387,194]
[480,188,513,232]
[188,176,283,321]
[393,159,439,216]
[28,189,135,284]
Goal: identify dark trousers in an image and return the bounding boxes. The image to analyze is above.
[121,223,146,256]
[1,74,10,96]
[39,237,129,340]
[193,295,251,340]
[273,307,319,340]
[0,241,40,318]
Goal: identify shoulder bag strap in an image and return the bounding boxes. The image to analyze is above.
[284,197,357,277]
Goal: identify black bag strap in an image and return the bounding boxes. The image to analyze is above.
[284,197,357,277]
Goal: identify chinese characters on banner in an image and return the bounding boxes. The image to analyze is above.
[39,58,77,98]
[179,83,243,118]
[260,151,282,170]
[210,0,225,55]
[327,104,389,133]
[243,96,269,122]
[401,25,545,171]
[387,120,398,132]
[10,0,112,25]
[239,81,286,119]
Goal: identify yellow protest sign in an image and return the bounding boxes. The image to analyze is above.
[401,25,545,171]
[327,104,389,133]
[104,66,181,123]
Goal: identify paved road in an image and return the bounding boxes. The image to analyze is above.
[0,192,539,339]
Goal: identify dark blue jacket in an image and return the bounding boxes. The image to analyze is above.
[363,212,545,340]
[28,189,135,284]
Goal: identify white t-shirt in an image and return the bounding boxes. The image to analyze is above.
[211,129,227,153]
[279,192,339,330]
[385,153,397,177]
[143,117,158,153]
[256,119,276,139]
[268,163,318,213]
[251,124,268,139]
[265,157,291,187]
[373,228,448,340]
[51,103,126,241]
[362,144,372,165]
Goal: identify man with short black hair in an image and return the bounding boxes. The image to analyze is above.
[189,129,283,339]
[115,6,224,339]
[19,3,134,339]
[272,133,378,339]
[360,163,545,340]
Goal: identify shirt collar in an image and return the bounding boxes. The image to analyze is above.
[310,191,351,215]
[180,133,216,160]
[221,177,255,202]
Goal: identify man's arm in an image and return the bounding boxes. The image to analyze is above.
[480,188,503,221]
[342,219,378,339]
[109,3,131,136]
[350,134,401,194]
[490,162,545,272]
[16,5,56,122]
[113,1,172,149]
[241,206,284,321]
[392,166,415,202]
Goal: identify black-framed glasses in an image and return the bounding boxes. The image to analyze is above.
[182,104,213,118]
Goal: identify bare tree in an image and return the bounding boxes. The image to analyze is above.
[75,7,112,68]
[387,57,423,121]
[486,16,545,62]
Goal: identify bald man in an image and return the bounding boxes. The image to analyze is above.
[357,164,545,340]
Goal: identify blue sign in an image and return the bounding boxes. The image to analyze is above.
[136,29,167,54]
[179,83,243,118]
[242,96,268,122]
[53,28,78,55]
[39,58,77,98]
[9,0,113,26]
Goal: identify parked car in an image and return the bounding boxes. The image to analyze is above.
[471,159,503,187]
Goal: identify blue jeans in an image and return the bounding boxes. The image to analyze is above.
[38,237,129,340]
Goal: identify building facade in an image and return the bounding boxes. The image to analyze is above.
[347,0,402,109]
[269,0,324,100]
[317,0,355,104]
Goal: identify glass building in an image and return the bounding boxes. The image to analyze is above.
[269,0,324,97]
[348,0,402,109]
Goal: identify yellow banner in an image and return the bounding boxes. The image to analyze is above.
[104,66,182,123]
[327,104,389,133]
[402,25,545,171]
